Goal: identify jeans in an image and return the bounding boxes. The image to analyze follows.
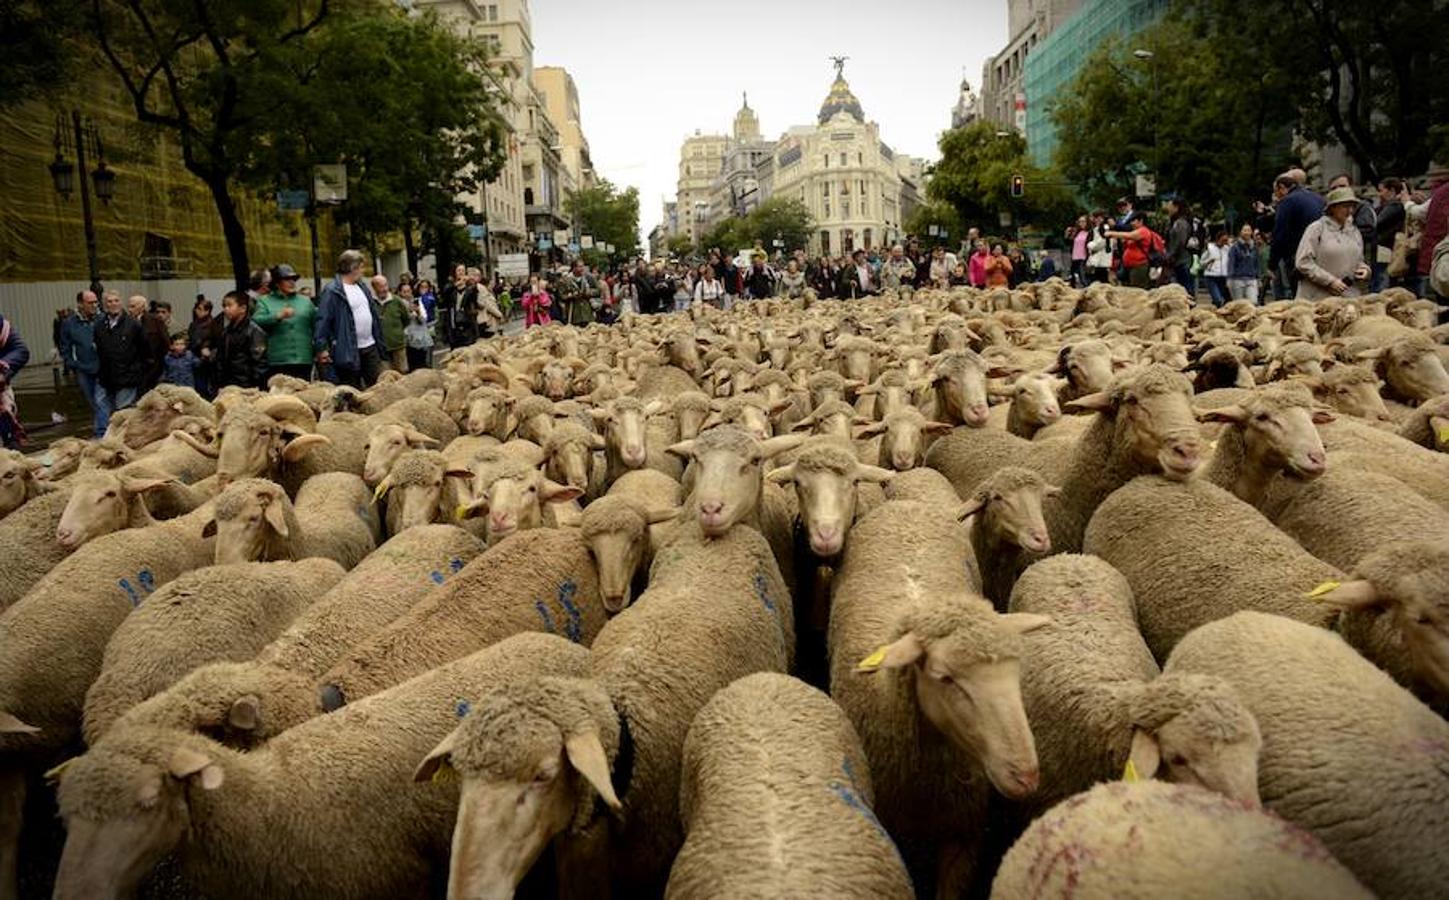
[74,371,103,437]
[1205,276,1228,307]
[1275,259,1297,299]
[406,346,431,370]
[1370,261,1390,294]
[94,385,138,436]
[1228,278,1259,302]
[1174,263,1195,296]
[1069,259,1086,287]
[334,345,383,389]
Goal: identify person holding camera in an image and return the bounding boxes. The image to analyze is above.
[1295,187,1370,300]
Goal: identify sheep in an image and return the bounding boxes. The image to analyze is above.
[51,632,591,900]
[371,449,479,537]
[854,408,954,471]
[986,372,1065,439]
[540,421,606,498]
[53,466,209,550]
[1165,612,1449,898]
[882,466,962,507]
[0,503,215,891]
[80,559,345,743]
[359,396,460,485]
[990,780,1371,900]
[1006,554,1260,821]
[462,384,514,438]
[579,469,682,613]
[0,449,51,520]
[510,393,560,443]
[318,527,606,707]
[1049,339,1118,405]
[1264,468,1449,570]
[635,363,700,401]
[456,450,583,545]
[827,499,1049,896]
[413,521,793,897]
[31,437,87,482]
[120,384,215,449]
[110,525,487,746]
[171,394,343,495]
[957,467,1057,609]
[1364,332,1449,403]
[0,488,73,612]
[205,474,380,569]
[1394,393,1449,450]
[666,673,914,899]
[917,349,998,428]
[592,396,667,483]
[1197,381,1329,505]
[926,365,1206,554]
[670,391,712,440]
[1315,413,1449,510]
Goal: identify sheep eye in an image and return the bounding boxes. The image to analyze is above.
[1416,614,1432,626]
[103,490,117,499]
[935,672,954,685]
[1170,754,1188,767]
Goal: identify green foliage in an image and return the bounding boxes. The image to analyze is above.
[904,202,963,247]
[700,197,815,255]
[0,0,83,104]
[666,233,695,259]
[567,180,641,263]
[928,122,1074,232]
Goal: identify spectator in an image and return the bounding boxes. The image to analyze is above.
[695,264,725,307]
[313,249,385,389]
[473,278,503,337]
[1069,215,1090,286]
[59,290,103,437]
[162,333,199,389]
[808,255,838,298]
[1295,186,1371,301]
[128,295,167,390]
[437,264,466,347]
[1106,211,1158,289]
[948,261,970,286]
[1200,231,1231,306]
[1086,211,1113,284]
[1006,246,1032,287]
[557,260,598,326]
[1371,177,1407,293]
[838,249,877,298]
[521,275,552,328]
[968,239,990,287]
[778,260,806,299]
[214,290,268,389]
[372,274,410,373]
[0,312,29,448]
[1327,174,1377,264]
[1269,173,1325,299]
[246,268,271,307]
[744,252,775,299]
[1165,198,1195,294]
[93,289,147,422]
[188,297,221,398]
[1035,251,1058,282]
[984,243,1012,288]
[402,284,433,371]
[1416,163,1449,301]
[1227,224,1261,302]
[880,244,916,290]
[671,271,694,312]
[415,279,438,323]
[253,264,317,382]
[715,253,740,310]
[614,271,640,316]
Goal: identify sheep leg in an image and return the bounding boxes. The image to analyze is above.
[0,768,22,900]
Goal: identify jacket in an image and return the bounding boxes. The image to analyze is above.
[163,351,199,388]
[1227,240,1259,279]
[983,255,1012,288]
[1374,200,1405,250]
[1270,185,1326,270]
[94,312,147,390]
[881,257,916,290]
[1350,199,1376,259]
[0,314,28,384]
[141,314,169,389]
[555,272,597,326]
[1295,216,1364,301]
[1199,243,1228,277]
[1086,225,1113,269]
[1418,181,1449,277]
[59,312,100,376]
[215,317,269,389]
[743,267,776,299]
[376,296,410,352]
[253,290,318,365]
[1167,217,1193,266]
[314,276,384,371]
[522,289,552,328]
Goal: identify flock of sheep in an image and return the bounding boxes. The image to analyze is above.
[1,276,1447,899]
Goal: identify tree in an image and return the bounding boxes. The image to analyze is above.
[928,122,1074,233]
[666,234,695,259]
[0,0,83,105]
[700,197,815,256]
[567,180,641,267]
[904,202,963,247]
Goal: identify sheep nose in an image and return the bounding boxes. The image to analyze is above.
[700,500,724,516]
[56,528,76,547]
[1025,530,1051,552]
[623,444,645,465]
[892,454,915,470]
[1015,767,1040,796]
[216,472,234,488]
[966,404,989,425]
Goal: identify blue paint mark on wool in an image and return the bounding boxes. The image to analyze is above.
[753,570,786,651]
[557,580,582,642]
[429,570,445,585]
[831,758,905,866]
[455,699,471,718]
[117,569,159,608]
[449,557,466,573]
[137,569,156,594]
[534,600,557,634]
[117,579,141,608]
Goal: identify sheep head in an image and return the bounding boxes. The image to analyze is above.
[1301,365,1393,423]
[854,410,954,472]
[458,455,581,544]
[928,350,998,428]
[414,676,621,900]
[1197,383,1330,481]
[580,496,679,613]
[767,438,892,557]
[0,449,47,517]
[592,397,662,470]
[858,581,1049,800]
[204,479,297,564]
[788,399,857,442]
[179,399,327,488]
[55,470,173,550]
[374,450,469,533]
[362,422,440,486]
[956,467,1059,554]
[511,395,561,445]
[542,423,605,493]
[671,392,712,441]
[1002,373,1066,433]
[1124,673,1262,809]
[1049,340,1117,395]
[465,386,514,439]
[1367,335,1449,403]
[53,736,223,897]
[1067,365,1204,481]
[122,386,214,450]
[667,426,806,537]
[36,437,88,482]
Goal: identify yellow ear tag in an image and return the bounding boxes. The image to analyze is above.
[1208,440,1218,451]
[857,645,890,673]
[430,760,455,783]
[1437,426,1449,445]
[454,504,471,522]
[372,483,388,504]
[1304,580,1340,600]
[1122,759,1140,783]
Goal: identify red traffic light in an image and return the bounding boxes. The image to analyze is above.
[1010,175,1025,198]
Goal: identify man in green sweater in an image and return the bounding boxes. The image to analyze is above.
[372,274,410,372]
[252,264,317,381]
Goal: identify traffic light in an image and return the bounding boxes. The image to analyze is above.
[1010,174,1025,198]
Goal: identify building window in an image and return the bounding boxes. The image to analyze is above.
[823,154,828,168]
[863,228,873,251]
[823,199,831,219]
[858,179,865,196]
[821,182,830,199]
[842,199,850,218]
[524,187,534,205]
[820,230,830,254]
[487,4,498,22]
[839,152,847,166]
[840,181,849,196]
[843,229,855,253]
[857,152,863,165]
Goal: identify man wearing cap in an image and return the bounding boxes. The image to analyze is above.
[1268,173,1325,299]
[254,263,318,381]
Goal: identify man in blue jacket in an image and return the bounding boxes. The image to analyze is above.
[313,249,385,388]
[1268,173,1325,299]
[59,290,104,436]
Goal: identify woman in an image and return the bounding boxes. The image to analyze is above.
[948,261,971,286]
[521,276,552,329]
[614,271,640,316]
[1106,212,1158,289]
[415,279,438,323]
[928,247,951,288]
[1070,215,1090,286]
[694,264,725,308]
[1199,231,1231,307]
[1006,246,1032,287]
[213,290,268,389]
[983,244,1013,289]
[809,256,837,298]
[672,271,694,312]
[1086,211,1113,283]
[403,285,433,371]
[1226,224,1261,302]
[1295,186,1371,300]
[1166,198,1196,293]
[968,240,990,288]
[778,260,806,299]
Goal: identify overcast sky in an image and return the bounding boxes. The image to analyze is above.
[531,0,1008,240]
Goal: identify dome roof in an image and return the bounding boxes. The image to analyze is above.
[818,73,864,125]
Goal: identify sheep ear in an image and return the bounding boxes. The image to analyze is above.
[788,418,816,433]
[854,465,895,485]
[168,747,224,790]
[0,711,40,734]
[759,433,808,460]
[228,695,260,732]
[565,729,621,811]
[281,434,331,463]
[854,421,888,438]
[1313,579,1380,611]
[645,506,681,525]
[643,400,665,417]
[922,421,955,435]
[1196,405,1248,424]
[413,731,461,783]
[589,433,607,451]
[541,480,584,504]
[1128,729,1161,780]
[955,497,987,522]
[263,500,290,538]
[1042,483,1063,498]
[404,429,439,448]
[118,474,175,496]
[1064,391,1114,413]
[767,399,796,418]
[765,464,796,485]
[589,408,610,424]
[857,633,924,673]
[665,440,696,460]
[201,514,218,539]
[1001,613,1052,634]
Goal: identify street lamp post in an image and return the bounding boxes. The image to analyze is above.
[48,110,116,295]
[1133,49,1159,200]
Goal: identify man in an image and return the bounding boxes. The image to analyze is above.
[371,274,410,372]
[93,289,147,421]
[1417,163,1449,302]
[717,252,740,310]
[1268,173,1325,299]
[1372,178,1407,292]
[59,290,105,436]
[647,262,675,314]
[247,268,271,307]
[1327,174,1377,264]
[127,295,168,390]
[437,263,467,348]
[314,249,385,388]
[880,244,916,291]
[837,249,877,298]
[743,252,776,299]
[557,260,598,326]
[254,264,317,381]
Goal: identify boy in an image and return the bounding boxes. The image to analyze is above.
[162,332,199,388]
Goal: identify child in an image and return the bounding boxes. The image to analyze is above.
[162,333,199,388]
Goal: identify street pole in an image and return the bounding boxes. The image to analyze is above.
[307,200,322,298]
[72,110,102,296]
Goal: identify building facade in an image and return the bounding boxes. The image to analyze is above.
[978,0,1082,132]
[676,132,728,245]
[1023,0,1169,167]
[535,66,596,197]
[951,75,980,130]
[707,95,777,226]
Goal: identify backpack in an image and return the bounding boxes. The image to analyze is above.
[1146,230,1170,269]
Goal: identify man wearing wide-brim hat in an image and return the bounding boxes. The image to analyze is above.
[1294,187,1371,301]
